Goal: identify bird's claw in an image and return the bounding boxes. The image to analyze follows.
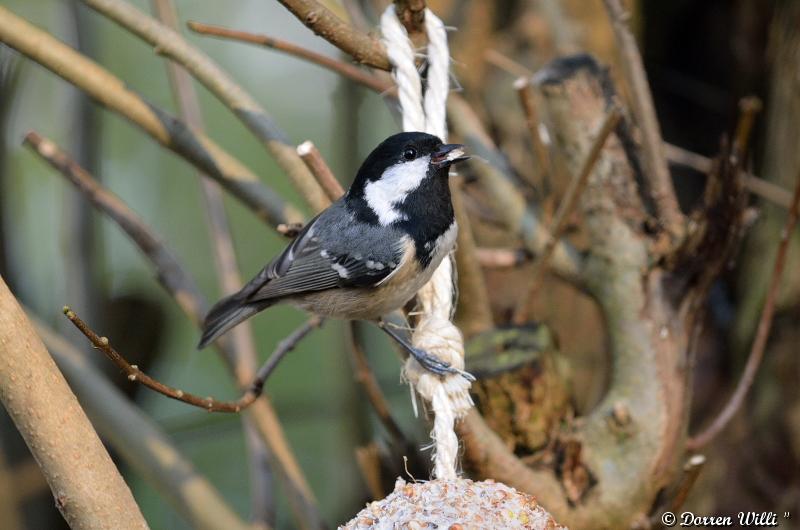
[409,346,476,382]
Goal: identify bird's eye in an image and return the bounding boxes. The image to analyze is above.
[403,147,417,161]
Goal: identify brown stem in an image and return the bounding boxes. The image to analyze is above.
[34,315,255,530]
[297,141,345,204]
[512,107,622,324]
[347,323,408,447]
[0,6,301,227]
[475,248,531,268]
[484,49,532,78]
[149,1,273,524]
[733,96,763,159]
[82,0,329,213]
[687,170,800,450]
[603,0,684,238]
[187,21,390,94]
[0,279,148,530]
[64,306,321,413]
[24,131,208,321]
[276,0,391,70]
[452,176,494,337]
[664,142,793,209]
[514,77,552,192]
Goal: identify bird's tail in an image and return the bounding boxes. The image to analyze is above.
[198,293,271,349]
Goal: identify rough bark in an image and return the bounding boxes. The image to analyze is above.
[0,277,148,530]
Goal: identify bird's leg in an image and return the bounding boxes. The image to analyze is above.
[376,320,475,381]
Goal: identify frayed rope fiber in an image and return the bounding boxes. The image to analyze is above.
[380,5,473,480]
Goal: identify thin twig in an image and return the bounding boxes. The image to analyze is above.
[24,131,208,322]
[297,141,345,204]
[512,107,623,324]
[733,97,763,159]
[64,306,321,413]
[0,6,301,227]
[476,248,531,268]
[664,143,792,208]
[687,169,800,450]
[81,0,329,213]
[150,1,273,525]
[187,21,390,94]
[484,49,533,78]
[347,323,408,446]
[34,315,256,530]
[668,455,706,514]
[483,48,789,211]
[514,77,552,193]
[603,0,683,238]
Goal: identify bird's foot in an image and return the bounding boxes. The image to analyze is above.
[408,346,476,382]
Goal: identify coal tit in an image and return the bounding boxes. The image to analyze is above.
[199,132,469,376]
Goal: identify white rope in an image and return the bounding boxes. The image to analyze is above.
[381,5,472,481]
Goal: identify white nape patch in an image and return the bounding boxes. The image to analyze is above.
[364,156,430,225]
[331,262,349,278]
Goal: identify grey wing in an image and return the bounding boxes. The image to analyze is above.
[243,211,404,302]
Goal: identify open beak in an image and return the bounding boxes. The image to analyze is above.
[431,143,469,169]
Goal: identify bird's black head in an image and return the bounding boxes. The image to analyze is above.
[346,132,468,226]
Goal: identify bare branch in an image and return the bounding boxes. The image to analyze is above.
[25,131,208,321]
[484,49,533,78]
[187,21,390,94]
[512,107,622,324]
[298,141,344,204]
[346,323,408,447]
[452,176,494,337]
[687,169,800,450]
[0,6,300,227]
[64,307,321,413]
[33,316,254,530]
[603,0,683,237]
[0,279,148,530]
[475,248,531,268]
[276,0,391,70]
[82,0,330,213]
[514,77,552,192]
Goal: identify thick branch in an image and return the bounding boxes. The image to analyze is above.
[0,278,148,530]
[276,0,390,70]
[0,6,301,227]
[603,0,684,237]
[512,106,622,324]
[82,0,329,213]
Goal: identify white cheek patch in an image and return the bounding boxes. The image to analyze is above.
[364,156,430,225]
